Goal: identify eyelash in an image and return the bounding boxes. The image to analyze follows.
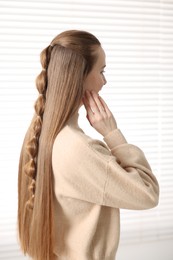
[101,70,105,74]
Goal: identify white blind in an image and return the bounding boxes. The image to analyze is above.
[0,0,173,259]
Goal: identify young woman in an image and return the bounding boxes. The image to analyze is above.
[18,30,159,260]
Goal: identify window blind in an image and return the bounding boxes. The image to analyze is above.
[0,0,172,259]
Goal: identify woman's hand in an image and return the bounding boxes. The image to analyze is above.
[82,90,117,137]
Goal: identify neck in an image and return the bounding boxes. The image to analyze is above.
[67,111,79,126]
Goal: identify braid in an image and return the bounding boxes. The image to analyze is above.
[24,45,53,210]
[18,31,102,259]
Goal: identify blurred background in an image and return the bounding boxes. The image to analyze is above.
[0,0,173,259]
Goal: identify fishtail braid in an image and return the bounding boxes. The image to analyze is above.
[24,45,53,210]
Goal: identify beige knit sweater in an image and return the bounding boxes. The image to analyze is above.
[52,112,159,260]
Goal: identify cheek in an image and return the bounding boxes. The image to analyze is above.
[93,74,102,85]
[83,73,103,91]
[83,76,92,90]
[97,75,105,86]
[83,74,95,89]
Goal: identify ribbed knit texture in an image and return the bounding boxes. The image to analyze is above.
[52,112,159,260]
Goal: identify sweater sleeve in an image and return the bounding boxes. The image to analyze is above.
[103,129,159,209]
[52,128,159,210]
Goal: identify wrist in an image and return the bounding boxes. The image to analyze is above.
[103,127,117,137]
[103,129,127,149]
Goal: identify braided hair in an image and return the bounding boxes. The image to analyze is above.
[18,30,101,260]
[24,45,52,210]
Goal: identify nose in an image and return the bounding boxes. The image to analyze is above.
[103,75,107,85]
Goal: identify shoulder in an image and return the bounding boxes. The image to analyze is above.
[52,124,111,164]
[52,125,113,204]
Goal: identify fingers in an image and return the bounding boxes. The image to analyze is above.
[98,96,111,116]
[82,94,93,117]
[83,90,110,116]
[91,91,106,114]
[82,90,117,136]
[86,91,100,114]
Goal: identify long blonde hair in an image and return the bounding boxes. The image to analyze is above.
[18,30,101,260]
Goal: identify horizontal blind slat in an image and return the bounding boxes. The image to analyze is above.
[0,0,173,259]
